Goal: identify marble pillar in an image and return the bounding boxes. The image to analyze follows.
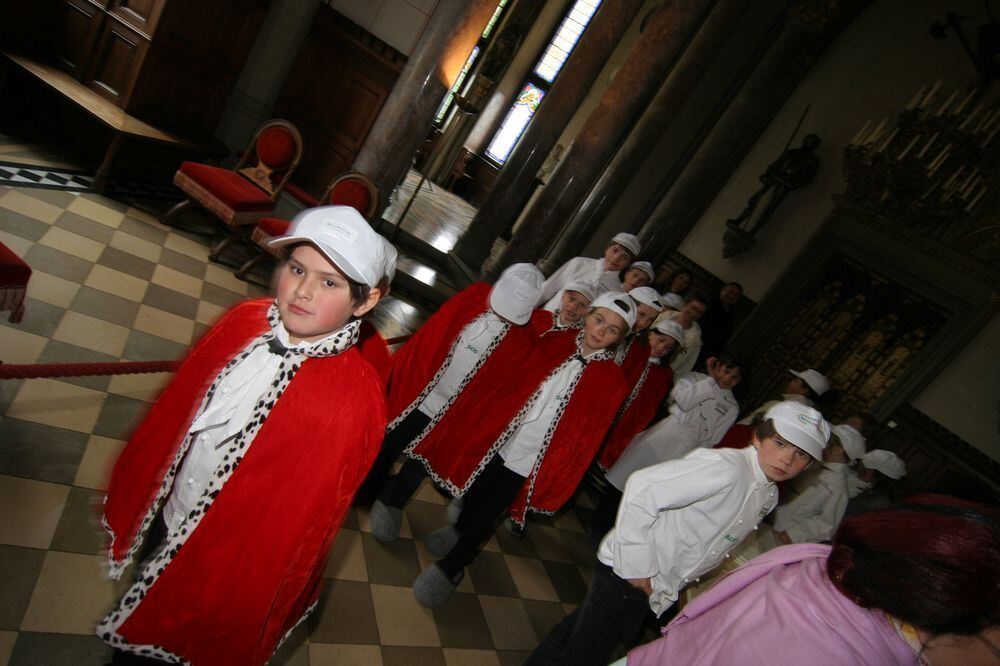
[452,0,645,274]
[352,0,499,215]
[639,0,870,262]
[541,0,754,272]
[215,0,321,152]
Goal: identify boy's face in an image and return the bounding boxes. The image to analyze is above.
[647,331,677,358]
[623,268,650,291]
[603,243,633,272]
[785,377,809,395]
[276,245,379,344]
[753,433,813,482]
[670,273,691,293]
[559,289,591,324]
[583,307,627,353]
[634,303,658,331]
[679,299,707,322]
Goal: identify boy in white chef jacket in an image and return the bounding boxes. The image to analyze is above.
[537,232,641,311]
[527,401,829,666]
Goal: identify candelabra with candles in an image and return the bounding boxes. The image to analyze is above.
[843,81,997,238]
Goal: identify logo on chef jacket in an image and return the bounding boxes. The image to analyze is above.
[465,343,480,354]
[723,534,738,544]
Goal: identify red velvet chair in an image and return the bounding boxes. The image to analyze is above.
[0,241,31,323]
[162,119,303,261]
[234,171,379,280]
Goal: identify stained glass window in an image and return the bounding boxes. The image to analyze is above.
[485,82,546,164]
[484,0,601,165]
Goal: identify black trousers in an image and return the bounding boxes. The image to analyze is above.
[588,485,623,549]
[438,455,526,578]
[360,410,431,501]
[526,562,651,666]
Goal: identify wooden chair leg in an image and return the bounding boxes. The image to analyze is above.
[209,226,252,262]
[235,252,270,280]
[161,199,193,226]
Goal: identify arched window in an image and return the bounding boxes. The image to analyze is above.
[484,0,601,165]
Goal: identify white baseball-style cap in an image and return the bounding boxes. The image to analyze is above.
[590,291,637,329]
[861,449,906,479]
[652,319,684,342]
[763,401,831,461]
[490,263,544,325]
[629,261,655,280]
[790,368,831,396]
[381,236,398,283]
[831,424,866,461]
[563,280,596,303]
[610,232,641,256]
[628,286,663,312]
[268,206,387,288]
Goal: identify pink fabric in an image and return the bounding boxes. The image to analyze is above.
[626,544,919,666]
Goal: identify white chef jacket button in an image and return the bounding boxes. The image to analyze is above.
[738,519,744,525]
[724,553,730,559]
[710,550,716,556]
[186,477,195,486]
[200,434,209,441]
[695,578,700,582]
[221,387,230,394]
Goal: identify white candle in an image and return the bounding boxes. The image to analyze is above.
[850,120,871,145]
[962,175,982,198]
[953,89,976,114]
[983,125,999,147]
[943,166,964,191]
[878,128,898,152]
[905,85,927,110]
[936,90,958,115]
[917,132,939,159]
[867,118,887,145]
[927,146,951,176]
[897,134,920,160]
[966,185,987,210]
[959,104,983,131]
[921,179,940,200]
[921,80,942,107]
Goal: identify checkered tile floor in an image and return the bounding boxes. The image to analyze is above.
[0,161,181,202]
[0,137,610,665]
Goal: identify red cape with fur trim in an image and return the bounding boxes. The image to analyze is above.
[620,334,651,385]
[598,361,673,471]
[508,345,627,524]
[359,319,391,382]
[101,299,386,665]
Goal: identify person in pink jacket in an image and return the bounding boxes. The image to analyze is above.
[623,495,1000,666]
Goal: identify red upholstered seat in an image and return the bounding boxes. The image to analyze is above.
[284,183,320,208]
[328,179,373,216]
[178,162,274,212]
[0,241,31,323]
[162,119,303,262]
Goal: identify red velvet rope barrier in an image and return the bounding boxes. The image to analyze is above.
[0,335,411,380]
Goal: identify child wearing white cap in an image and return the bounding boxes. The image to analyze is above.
[738,367,830,425]
[615,286,663,365]
[653,291,709,378]
[409,292,633,608]
[366,263,547,519]
[773,422,865,545]
[99,206,390,665]
[537,232,641,311]
[533,279,596,334]
[606,260,655,294]
[529,401,829,666]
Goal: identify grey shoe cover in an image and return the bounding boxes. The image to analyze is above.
[413,563,464,608]
[425,525,461,557]
[370,499,403,542]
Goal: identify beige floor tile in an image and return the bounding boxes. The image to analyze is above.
[413,478,447,505]
[553,510,585,533]
[73,435,126,491]
[195,300,227,326]
[323,528,368,582]
[443,648,501,666]
[163,232,210,261]
[370,584,441,647]
[53,310,131,356]
[478,595,537,650]
[67,197,125,228]
[561,603,578,615]
[356,504,412,540]
[575,492,596,510]
[528,525,573,564]
[39,227,105,262]
[0,190,63,224]
[0,475,70,549]
[125,206,169,229]
[107,371,172,402]
[414,541,475,594]
[6,378,106,433]
[25,270,81,308]
[0,229,32,256]
[133,304,195,345]
[151,264,203,299]
[482,536,501,554]
[203,263,248,295]
[504,555,560,602]
[85,265,148,302]
[308,644,383,666]
[20,550,128,634]
[109,229,162,263]
[0,630,16,666]
[0,325,48,363]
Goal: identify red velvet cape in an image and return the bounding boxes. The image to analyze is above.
[597,360,674,471]
[508,339,628,523]
[101,299,386,665]
[359,319,391,382]
[620,334,651,385]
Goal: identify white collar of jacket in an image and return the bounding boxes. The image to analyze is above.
[744,445,776,490]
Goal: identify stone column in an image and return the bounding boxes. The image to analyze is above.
[639,0,870,262]
[215,0,320,152]
[541,0,754,272]
[352,0,499,214]
[452,0,645,273]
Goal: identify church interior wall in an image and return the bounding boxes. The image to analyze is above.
[325,0,438,56]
